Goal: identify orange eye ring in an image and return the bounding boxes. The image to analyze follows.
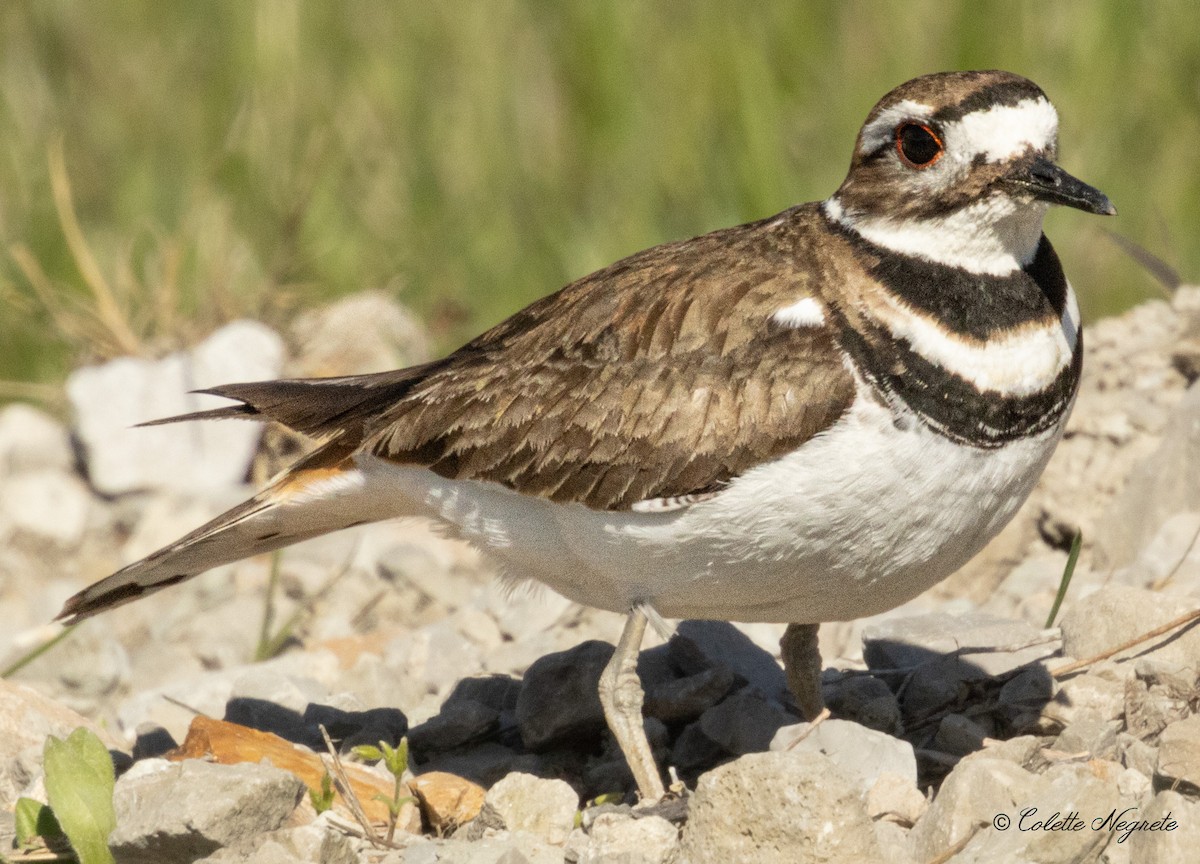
[895,122,944,168]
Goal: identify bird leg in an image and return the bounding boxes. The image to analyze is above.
[598,605,665,803]
[780,622,825,721]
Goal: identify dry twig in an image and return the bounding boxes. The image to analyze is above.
[1052,607,1200,679]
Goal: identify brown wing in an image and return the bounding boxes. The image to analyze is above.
[364,206,856,510]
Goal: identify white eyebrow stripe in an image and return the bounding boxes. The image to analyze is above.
[943,98,1059,163]
[858,100,934,155]
[772,297,826,328]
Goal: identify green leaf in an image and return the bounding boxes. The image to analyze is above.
[373,792,401,816]
[352,744,384,762]
[372,792,416,817]
[1045,530,1083,628]
[309,770,335,814]
[14,796,65,847]
[42,728,117,864]
[386,738,409,777]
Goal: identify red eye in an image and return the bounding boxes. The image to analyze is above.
[895,122,944,168]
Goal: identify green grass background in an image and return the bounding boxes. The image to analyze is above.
[1,1,1197,394]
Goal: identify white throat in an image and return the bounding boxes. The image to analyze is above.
[823,194,1049,276]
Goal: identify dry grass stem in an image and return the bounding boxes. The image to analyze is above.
[1052,607,1200,678]
[48,138,140,356]
[317,724,392,848]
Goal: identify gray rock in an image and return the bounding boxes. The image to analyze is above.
[997,666,1055,728]
[1096,378,1200,570]
[386,622,486,714]
[1060,585,1200,675]
[1127,790,1200,864]
[386,840,439,864]
[644,665,735,724]
[0,811,15,860]
[376,540,486,615]
[909,758,1119,864]
[411,834,563,864]
[1117,733,1159,779]
[516,641,612,751]
[634,644,680,695]
[873,819,919,864]
[13,618,131,716]
[1041,668,1126,729]
[674,621,789,701]
[446,675,522,713]
[576,802,632,832]
[863,612,1054,678]
[823,672,902,734]
[302,703,408,752]
[1117,765,1153,805]
[1024,762,1121,863]
[289,291,432,378]
[117,670,238,745]
[408,699,499,754]
[0,470,92,547]
[132,723,178,761]
[580,812,678,864]
[697,688,792,756]
[1054,717,1121,758]
[680,751,883,863]
[0,404,74,477]
[864,613,1055,714]
[489,586,576,641]
[771,718,917,790]
[906,757,1033,861]
[481,772,578,846]
[960,735,1044,770]
[227,668,331,717]
[110,759,305,863]
[1156,715,1200,790]
[866,770,928,826]
[669,720,728,776]
[196,819,359,864]
[67,320,284,495]
[934,713,992,757]
[0,678,119,808]
[1135,656,1196,691]
[417,742,540,789]
[985,552,1070,622]
[1125,675,1180,740]
[1116,512,1200,592]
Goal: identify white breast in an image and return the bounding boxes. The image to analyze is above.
[356,377,1067,625]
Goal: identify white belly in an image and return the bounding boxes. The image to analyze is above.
[359,389,1064,624]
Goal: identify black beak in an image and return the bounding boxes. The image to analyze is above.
[1006,156,1116,216]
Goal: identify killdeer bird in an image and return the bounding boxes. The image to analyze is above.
[60,70,1113,802]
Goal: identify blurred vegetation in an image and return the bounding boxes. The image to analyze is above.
[1,1,1197,398]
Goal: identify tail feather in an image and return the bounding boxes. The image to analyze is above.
[57,445,383,623]
[134,369,431,441]
[61,367,439,623]
[135,403,259,427]
[57,495,286,622]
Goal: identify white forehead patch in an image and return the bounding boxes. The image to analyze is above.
[858,100,934,156]
[772,297,826,328]
[944,98,1058,162]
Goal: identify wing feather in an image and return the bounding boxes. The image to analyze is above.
[363,205,856,510]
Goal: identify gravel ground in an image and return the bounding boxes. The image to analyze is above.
[3,288,1200,863]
